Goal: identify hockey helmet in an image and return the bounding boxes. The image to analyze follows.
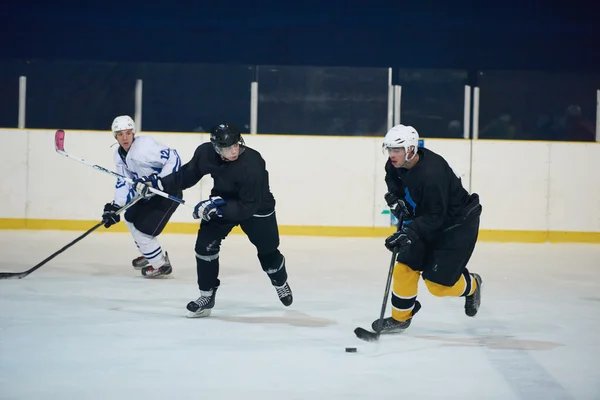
[382,124,419,162]
[111,115,136,137]
[210,122,245,155]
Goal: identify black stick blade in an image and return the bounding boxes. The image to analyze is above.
[0,272,28,280]
[354,327,380,342]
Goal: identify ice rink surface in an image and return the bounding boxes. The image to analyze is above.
[1,230,599,400]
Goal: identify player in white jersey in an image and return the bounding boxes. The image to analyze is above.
[101,115,183,277]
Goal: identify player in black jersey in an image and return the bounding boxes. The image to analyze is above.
[136,122,292,318]
[376,124,483,333]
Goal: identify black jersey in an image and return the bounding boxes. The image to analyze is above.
[160,143,276,221]
[384,147,475,241]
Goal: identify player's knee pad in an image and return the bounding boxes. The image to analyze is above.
[195,238,221,262]
[125,220,153,245]
[423,279,455,297]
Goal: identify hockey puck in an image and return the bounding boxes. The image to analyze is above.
[345,347,357,353]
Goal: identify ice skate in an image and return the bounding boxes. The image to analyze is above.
[141,252,172,278]
[372,300,422,333]
[465,273,483,317]
[274,282,293,306]
[186,285,219,318]
[132,256,149,270]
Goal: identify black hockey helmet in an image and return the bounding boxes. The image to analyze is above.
[209,122,245,159]
[209,122,241,146]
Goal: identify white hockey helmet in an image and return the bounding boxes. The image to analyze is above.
[111,115,136,137]
[382,124,419,162]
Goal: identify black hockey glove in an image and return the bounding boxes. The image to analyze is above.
[385,227,418,252]
[384,192,414,220]
[132,174,163,199]
[102,202,121,228]
[193,196,226,222]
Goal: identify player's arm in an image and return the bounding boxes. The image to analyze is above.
[383,160,414,219]
[103,154,135,229]
[384,160,405,197]
[153,144,182,179]
[159,145,207,193]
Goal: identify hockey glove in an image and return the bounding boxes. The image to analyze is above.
[193,196,226,222]
[385,227,418,252]
[102,202,121,228]
[132,174,163,199]
[384,192,415,220]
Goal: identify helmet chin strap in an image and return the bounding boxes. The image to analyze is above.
[400,146,417,167]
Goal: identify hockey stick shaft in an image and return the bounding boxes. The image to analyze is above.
[0,196,143,280]
[354,214,404,341]
[54,130,190,207]
[373,214,404,335]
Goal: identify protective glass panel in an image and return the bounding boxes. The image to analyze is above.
[397,69,468,139]
[24,60,137,130]
[478,70,600,141]
[140,63,254,133]
[0,60,23,128]
[257,65,389,136]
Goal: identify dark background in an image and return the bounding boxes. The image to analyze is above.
[1,0,599,139]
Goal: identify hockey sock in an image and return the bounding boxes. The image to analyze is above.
[195,252,220,292]
[125,220,166,268]
[391,263,421,322]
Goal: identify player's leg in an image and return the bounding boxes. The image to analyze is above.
[422,216,483,317]
[124,196,180,277]
[186,220,236,318]
[374,239,425,333]
[239,211,292,306]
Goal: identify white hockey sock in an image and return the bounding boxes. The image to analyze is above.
[125,220,166,268]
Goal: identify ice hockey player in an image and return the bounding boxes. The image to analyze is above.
[101,115,182,277]
[376,124,483,333]
[135,122,292,317]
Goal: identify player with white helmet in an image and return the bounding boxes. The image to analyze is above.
[376,124,483,333]
[101,115,182,277]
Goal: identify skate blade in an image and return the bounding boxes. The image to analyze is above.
[141,268,172,278]
[142,273,169,279]
[186,309,212,318]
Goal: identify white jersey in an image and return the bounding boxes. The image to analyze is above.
[113,135,181,206]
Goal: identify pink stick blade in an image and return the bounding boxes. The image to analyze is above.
[55,130,65,152]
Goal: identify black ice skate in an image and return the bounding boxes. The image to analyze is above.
[371,300,422,334]
[132,256,149,270]
[186,285,219,318]
[141,252,172,278]
[465,273,483,317]
[274,282,293,306]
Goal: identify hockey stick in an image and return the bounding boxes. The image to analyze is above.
[54,129,190,207]
[354,213,404,342]
[0,196,143,280]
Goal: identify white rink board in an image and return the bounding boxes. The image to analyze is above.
[471,141,551,231]
[243,135,379,227]
[0,128,599,234]
[0,130,28,219]
[548,143,600,232]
